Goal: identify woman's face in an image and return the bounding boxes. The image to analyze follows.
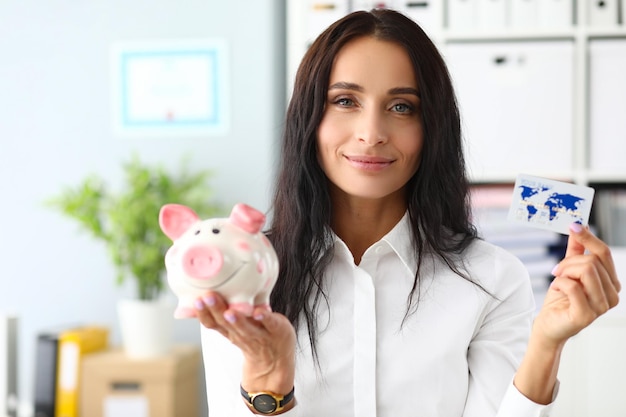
[317,36,424,203]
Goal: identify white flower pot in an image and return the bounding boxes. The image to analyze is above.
[117,298,174,359]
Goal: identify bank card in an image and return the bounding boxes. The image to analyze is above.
[507,174,595,235]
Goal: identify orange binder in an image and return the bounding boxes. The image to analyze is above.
[54,325,109,417]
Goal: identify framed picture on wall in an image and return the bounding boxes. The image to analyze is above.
[111,39,229,137]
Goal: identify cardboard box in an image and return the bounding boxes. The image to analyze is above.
[80,345,200,417]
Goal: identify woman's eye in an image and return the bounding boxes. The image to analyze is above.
[391,103,413,113]
[334,97,355,107]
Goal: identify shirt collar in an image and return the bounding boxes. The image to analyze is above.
[330,212,417,276]
[381,212,418,276]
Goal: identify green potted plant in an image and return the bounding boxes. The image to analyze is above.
[47,154,223,357]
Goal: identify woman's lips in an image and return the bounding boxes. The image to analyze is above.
[344,155,394,171]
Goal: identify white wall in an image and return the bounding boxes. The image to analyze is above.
[0,1,286,415]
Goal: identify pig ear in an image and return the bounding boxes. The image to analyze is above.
[229,203,265,234]
[159,204,200,240]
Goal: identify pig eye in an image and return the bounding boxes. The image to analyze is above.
[212,228,220,234]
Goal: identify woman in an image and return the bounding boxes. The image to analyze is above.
[196,9,620,416]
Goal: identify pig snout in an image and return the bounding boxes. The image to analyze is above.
[181,245,224,279]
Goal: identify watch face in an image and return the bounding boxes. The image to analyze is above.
[252,394,278,414]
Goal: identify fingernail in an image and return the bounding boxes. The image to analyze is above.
[253,313,264,321]
[551,264,559,276]
[194,300,204,310]
[203,295,216,307]
[570,223,583,233]
[224,312,236,323]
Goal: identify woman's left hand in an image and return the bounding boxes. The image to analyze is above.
[534,223,621,348]
[195,291,296,396]
[514,223,621,404]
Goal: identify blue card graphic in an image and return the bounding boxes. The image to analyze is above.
[507,174,595,235]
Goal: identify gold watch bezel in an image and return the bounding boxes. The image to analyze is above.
[240,385,295,415]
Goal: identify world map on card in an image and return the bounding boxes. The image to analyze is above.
[508,174,595,235]
[517,185,586,224]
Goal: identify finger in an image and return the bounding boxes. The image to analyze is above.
[556,255,620,310]
[196,292,239,338]
[565,223,620,292]
[564,224,586,258]
[550,276,598,328]
[194,295,216,327]
[194,299,214,327]
[554,259,611,315]
[566,224,611,265]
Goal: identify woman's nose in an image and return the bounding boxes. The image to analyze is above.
[356,110,388,145]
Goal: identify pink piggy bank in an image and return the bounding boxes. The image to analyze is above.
[159,203,279,319]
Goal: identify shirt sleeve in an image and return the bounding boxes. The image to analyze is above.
[496,379,559,417]
[463,246,556,417]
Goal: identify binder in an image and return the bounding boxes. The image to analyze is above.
[588,0,619,26]
[55,326,109,417]
[595,189,626,246]
[537,0,573,28]
[509,0,537,29]
[1,315,18,417]
[34,329,64,417]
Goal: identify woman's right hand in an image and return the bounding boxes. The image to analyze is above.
[195,291,296,397]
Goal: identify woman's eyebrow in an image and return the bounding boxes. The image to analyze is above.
[328,82,420,98]
[388,87,420,97]
[328,81,363,91]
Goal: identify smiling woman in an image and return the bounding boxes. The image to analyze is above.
[195,8,621,417]
[317,36,423,258]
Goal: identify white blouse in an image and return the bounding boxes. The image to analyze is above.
[201,214,555,416]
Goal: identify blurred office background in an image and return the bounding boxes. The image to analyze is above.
[2,0,626,416]
[1,1,285,416]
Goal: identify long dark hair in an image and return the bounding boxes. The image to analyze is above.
[268,9,478,355]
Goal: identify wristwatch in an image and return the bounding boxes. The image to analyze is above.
[240,385,295,415]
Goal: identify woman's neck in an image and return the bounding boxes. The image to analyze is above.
[330,190,407,264]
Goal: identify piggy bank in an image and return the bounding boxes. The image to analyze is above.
[158,203,279,319]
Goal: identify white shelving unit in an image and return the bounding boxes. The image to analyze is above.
[286,0,626,186]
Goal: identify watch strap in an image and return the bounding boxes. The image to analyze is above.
[240,385,295,414]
